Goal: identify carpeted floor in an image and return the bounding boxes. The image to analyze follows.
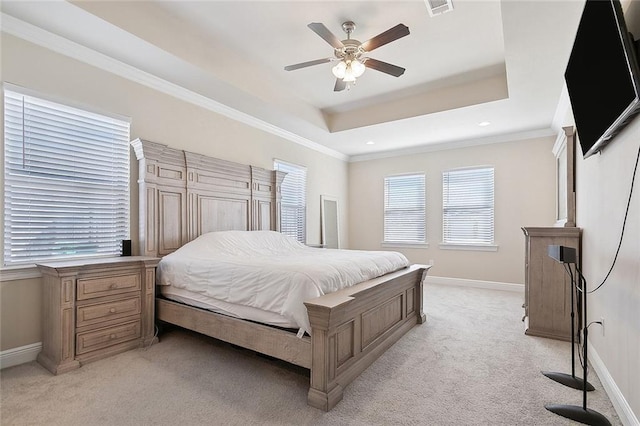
[1,283,622,425]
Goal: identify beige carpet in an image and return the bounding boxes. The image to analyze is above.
[1,283,621,425]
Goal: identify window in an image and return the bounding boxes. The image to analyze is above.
[3,87,131,266]
[274,159,306,243]
[383,173,426,245]
[442,166,495,248]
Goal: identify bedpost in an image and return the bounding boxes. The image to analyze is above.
[131,139,187,257]
[307,333,345,411]
[305,302,350,411]
[417,267,429,324]
[274,170,286,232]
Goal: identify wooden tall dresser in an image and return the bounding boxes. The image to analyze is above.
[521,227,581,341]
[37,256,159,374]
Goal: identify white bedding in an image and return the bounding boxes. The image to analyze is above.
[157,230,410,334]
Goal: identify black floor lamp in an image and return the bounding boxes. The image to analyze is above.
[542,245,594,392]
[544,245,610,426]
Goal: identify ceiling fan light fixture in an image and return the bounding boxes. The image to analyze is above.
[351,59,366,77]
[332,61,347,79]
[342,72,356,83]
[332,59,365,82]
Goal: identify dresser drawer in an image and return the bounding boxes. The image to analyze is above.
[76,297,141,328]
[77,273,140,300]
[76,320,141,355]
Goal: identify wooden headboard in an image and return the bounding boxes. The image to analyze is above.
[131,139,286,257]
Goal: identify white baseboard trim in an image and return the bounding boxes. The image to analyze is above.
[0,342,41,370]
[588,342,639,426]
[425,275,524,293]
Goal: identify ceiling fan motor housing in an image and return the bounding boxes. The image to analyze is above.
[335,39,364,61]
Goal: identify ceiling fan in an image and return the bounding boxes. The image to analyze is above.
[284,21,410,92]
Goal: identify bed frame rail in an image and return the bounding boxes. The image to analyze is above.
[156,298,312,368]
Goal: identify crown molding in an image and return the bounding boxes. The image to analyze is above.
[349,128,556,162]
[1,12,348,162]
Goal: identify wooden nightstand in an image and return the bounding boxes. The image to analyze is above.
[36,256,160,374]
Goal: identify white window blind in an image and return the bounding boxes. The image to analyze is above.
[442,167,494,245]
[274,160,306,243]
[383,174,426,244]
[3,88,131,266]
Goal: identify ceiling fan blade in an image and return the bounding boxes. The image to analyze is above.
[284,57,332,71]
[334,78,347,92]
[308,22,345,50]
[361,24,410,52]
[364,58,406,77]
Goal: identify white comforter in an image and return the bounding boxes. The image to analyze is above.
[157,230,410,334]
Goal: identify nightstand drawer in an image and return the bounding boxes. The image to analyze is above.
[76,320,141,355]
[77,297,141,328]
[77,273,140,300]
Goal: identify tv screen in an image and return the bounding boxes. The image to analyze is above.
[565,0,640,158]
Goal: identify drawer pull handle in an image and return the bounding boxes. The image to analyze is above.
[109,283,118,290]
[109,308,117,313]
[110,334,117,339]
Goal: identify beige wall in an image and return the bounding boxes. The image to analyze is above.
[575,118,640,417]
[0,34,349,350]
[0,278,42,350]
[348,136,557,284]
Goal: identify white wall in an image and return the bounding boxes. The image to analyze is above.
[575,118,640,420]
[0,33,349,351]
[563,2,640,420]
[348,136,557,284]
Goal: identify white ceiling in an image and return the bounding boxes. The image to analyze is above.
[1,0,588,160]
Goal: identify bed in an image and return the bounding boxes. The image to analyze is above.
[131,138,430,410]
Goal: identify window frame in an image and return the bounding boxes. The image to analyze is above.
[440,165,497,251]
[273,159,307,244]
[382,172,428,249]
[2,84,131,271]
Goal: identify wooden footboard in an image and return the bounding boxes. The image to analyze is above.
[155,264,429,411]
[304,264,430,411]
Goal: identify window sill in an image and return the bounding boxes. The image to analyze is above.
[0,265,41,282]
[438,243,498,252]
[381,242,429,249]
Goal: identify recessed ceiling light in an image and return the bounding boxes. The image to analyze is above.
[478,121,491,127]
[366,141,375,145]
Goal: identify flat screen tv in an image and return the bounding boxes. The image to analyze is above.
[565,0,640,158]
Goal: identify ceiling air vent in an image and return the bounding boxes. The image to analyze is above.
[425,0,454,17]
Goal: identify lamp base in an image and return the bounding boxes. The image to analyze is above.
[542,371,595,391]
[545,404,610,426]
